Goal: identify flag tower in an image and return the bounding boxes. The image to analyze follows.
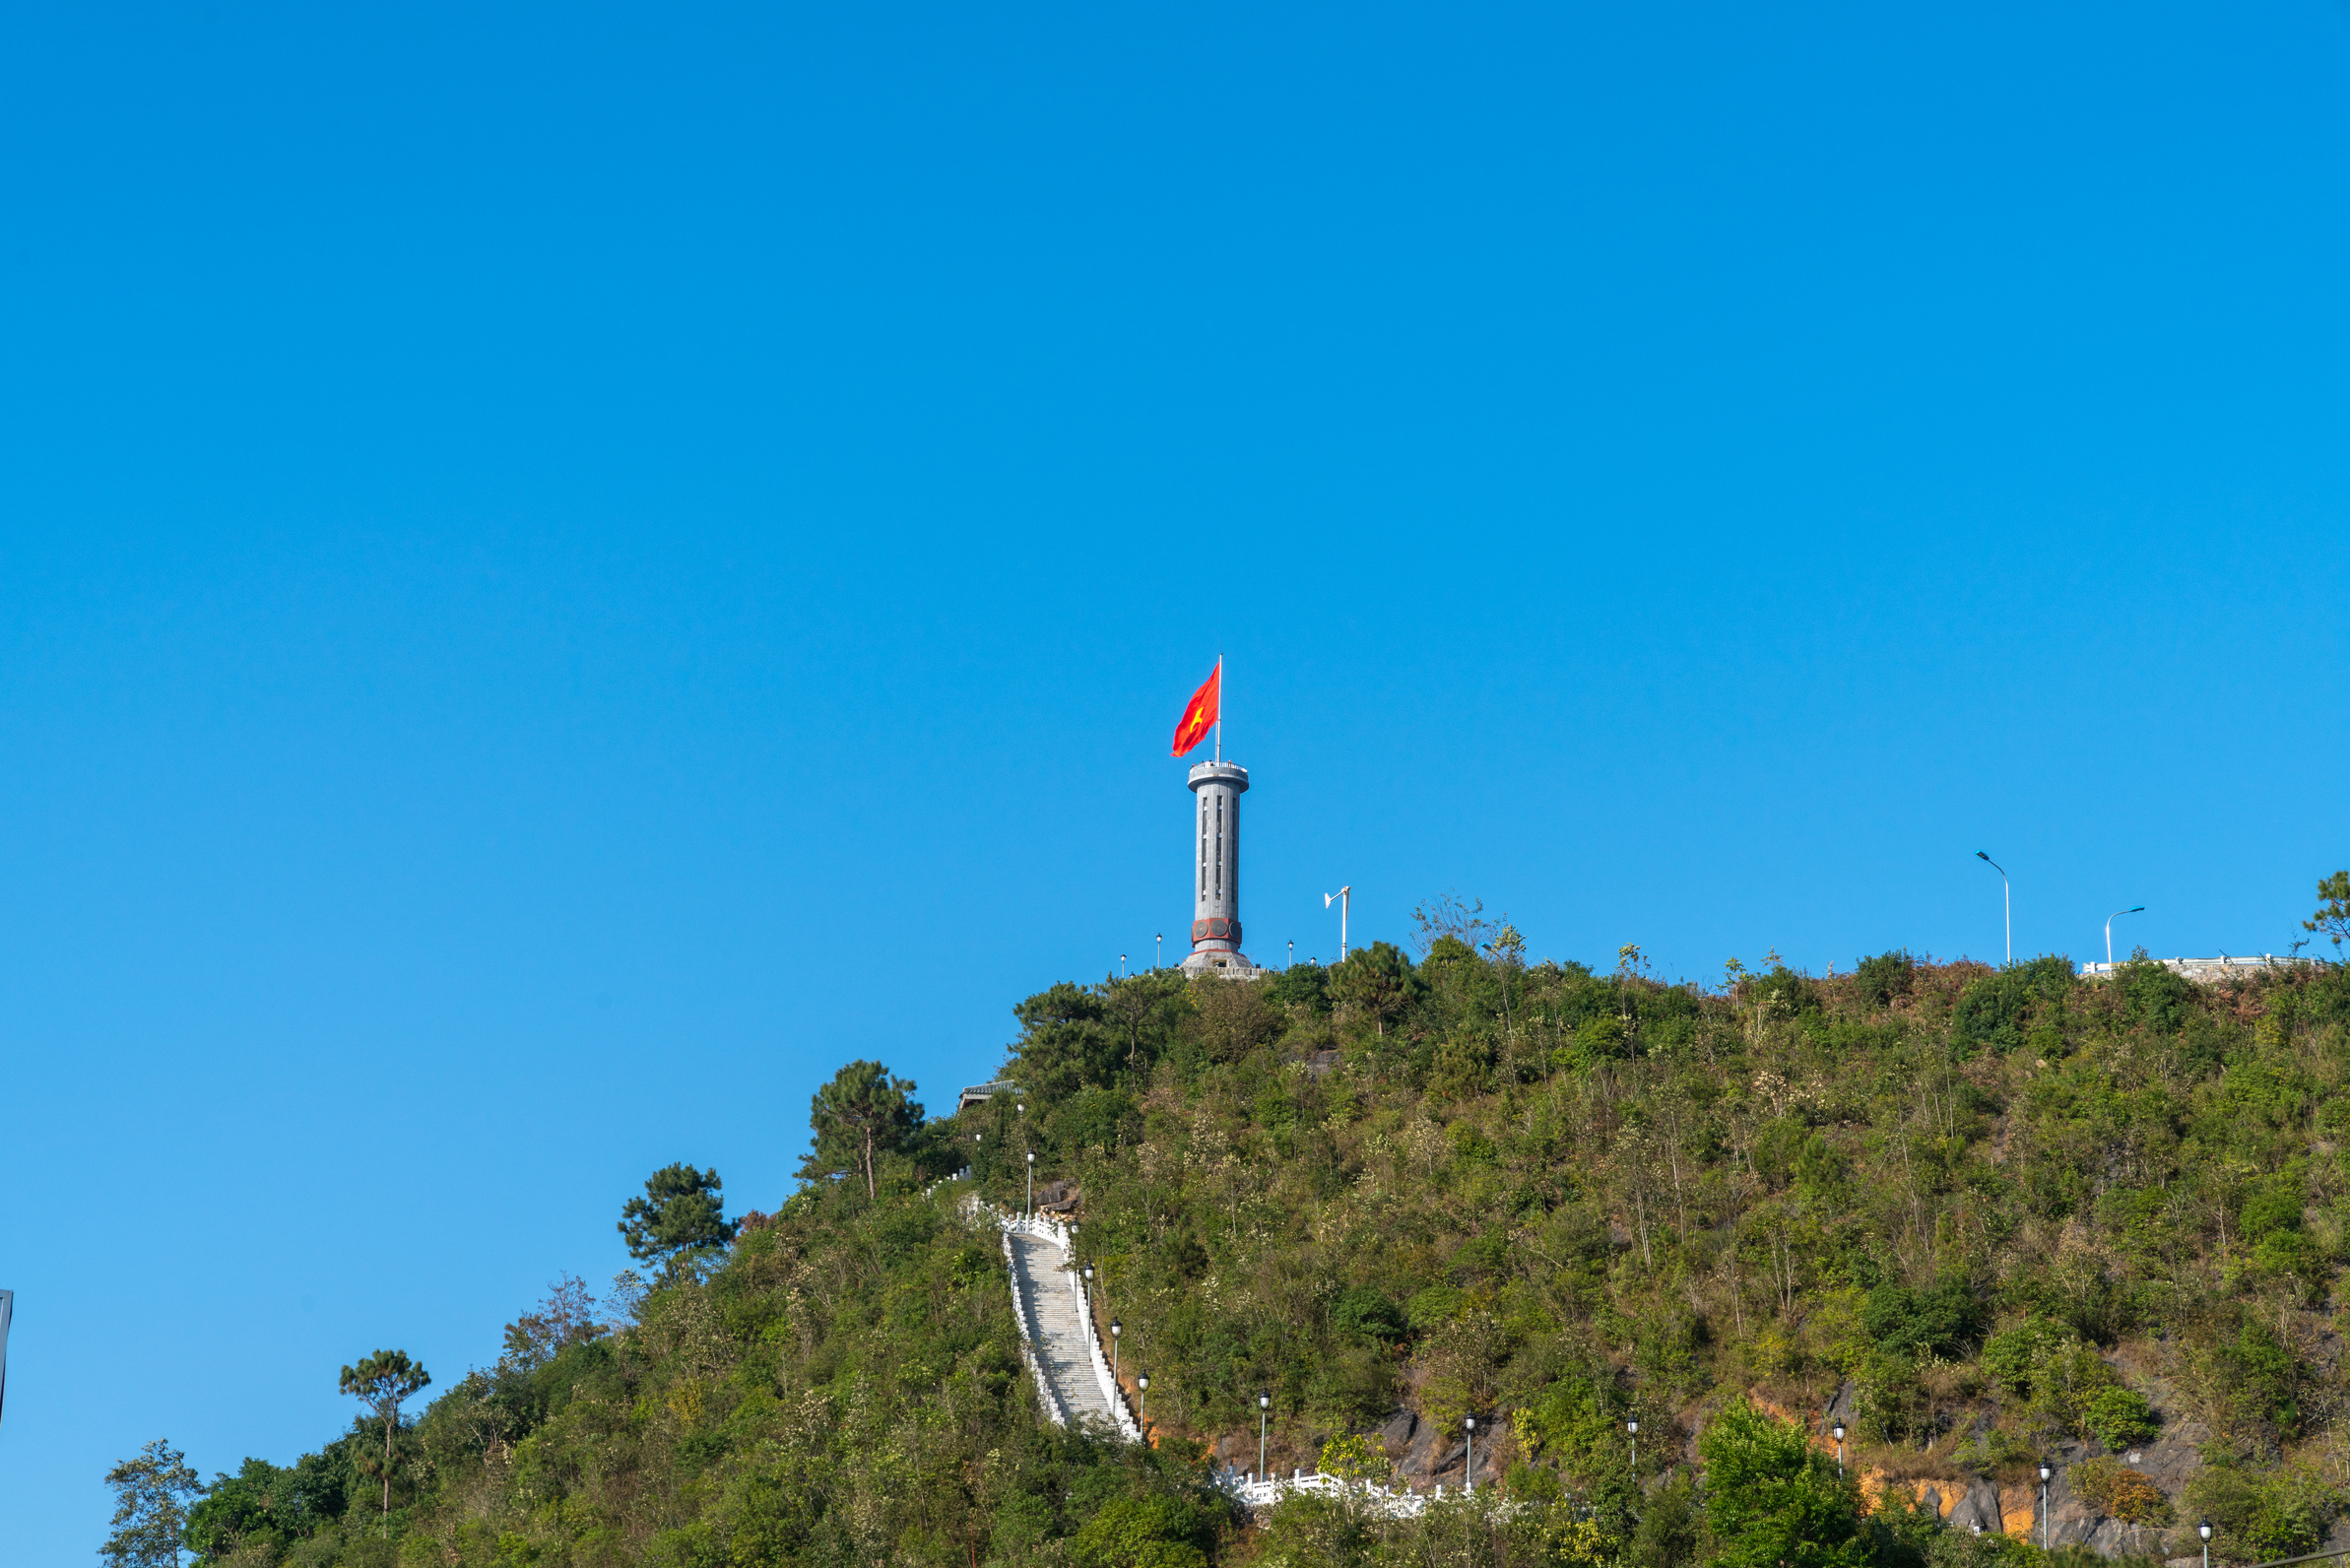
[1183,757,1254,976]
[1170,659,1258,977]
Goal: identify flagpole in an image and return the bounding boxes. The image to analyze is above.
[1215,655,1222,763]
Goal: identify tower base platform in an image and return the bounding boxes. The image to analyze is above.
[1180,949,1263,980]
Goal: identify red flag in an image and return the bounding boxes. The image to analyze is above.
[1170,661,1219,756]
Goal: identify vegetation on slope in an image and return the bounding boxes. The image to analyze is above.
[106,880,2350,1568]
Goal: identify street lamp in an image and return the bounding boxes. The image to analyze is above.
[2106,906,2146,967]
[1120,953,1128,979]
[1977,852,2011,965]
[1465,1414,1478,1494]
[1325,886,1351,959]
[1110,1320,1121,1382]
[2200,1519,2212,1568]
[1832,1421,1845,1477]
[1288,939,1294,968]
[2038,1461,2053,1550]
[1627,1418,1638,1473]
[1155,933,1162,969]
[1025,1150,1034,1217]
[1259,1390,1272,1481]
[1138,1372,1149,1427]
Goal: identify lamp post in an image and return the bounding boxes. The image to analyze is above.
[1155,933,1162,969]
[1259,1391,1272,1481]
[2200,1519,2212,1568]
[1325,886,1350,960]
[1110,1320,1121,1383]
[1025,1150,1034,1217]
[1465,1414,1477,1494]
[1138,1372,1149,1427]
[1120,953,1128,979]
[1288,939,1294,968]
[1977,852,2011,966]
[2038,1461,2053,1550]
[1627,1418,1638,1474]
[2106,906,2145,967]
[1832,1421,1845,1477]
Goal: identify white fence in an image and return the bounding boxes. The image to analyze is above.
[1216,1467,1435,1519]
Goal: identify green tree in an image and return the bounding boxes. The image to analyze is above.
[2306,871,2350,956]
[1330,942,1420,1036]
[99,1439,201,1568]
[1699,1400,1868,1568]
[619,1162,740,1275]
[183,1458,298,1565]
[1627,1472,1704,1568]
[1010,982,1114,1098]
[496,1273,604,1376]
[1189,975,1278,1063]
[1069,1494,1213,1568]
[805,1061,923,1200]
[1102,969,1194,1075]
[338,1349,430,1525]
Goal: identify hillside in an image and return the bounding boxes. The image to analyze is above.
[119,885,2350,1568]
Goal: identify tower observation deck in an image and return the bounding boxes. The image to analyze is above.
[1181,759,1259,977]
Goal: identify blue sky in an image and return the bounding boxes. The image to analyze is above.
[4,0,2349,1554]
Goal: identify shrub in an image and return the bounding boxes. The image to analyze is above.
[2184,1468,2344,1561]
[1319,1433,1383,1482]
[1068,1495,1214,1568]
[2082,1387,2161,1451]
[2111,958,2198,1036]
[1862,1278,1981,1360]
[1256,1490,1376,1568]
[1405,1284,1466,1334]
[2212,1321,2304,1446]
[1952,958,2073,1054]
[1852,951,1917,1009]
[2072,1458,2172,1525]
[1329,1286,1405,1346]
[1749,967,1821,1018]
[1982,1320,2071,1397]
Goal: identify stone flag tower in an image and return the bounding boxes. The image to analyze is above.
[1182,759,1259,976]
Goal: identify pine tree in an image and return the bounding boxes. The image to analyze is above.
[339,1348,430,1526]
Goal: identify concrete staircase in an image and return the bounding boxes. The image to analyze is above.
[1007,1229,1122,1431]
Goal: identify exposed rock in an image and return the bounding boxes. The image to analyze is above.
[1947,1480,2004,1534]
[2086,1519,2167,1556]
[1403,1414,1443,1482]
